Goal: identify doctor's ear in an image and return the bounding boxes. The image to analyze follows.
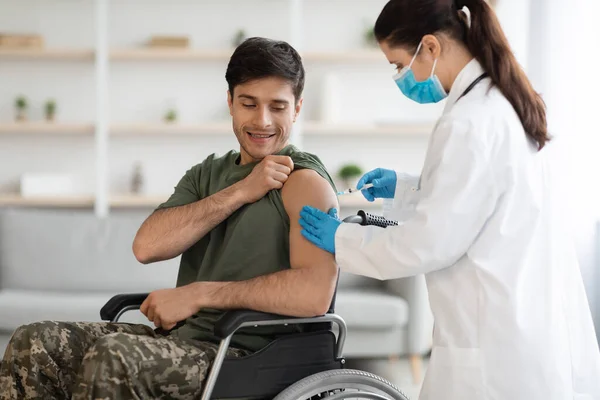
[421,34,442,60]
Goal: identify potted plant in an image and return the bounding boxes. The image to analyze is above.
[14,95,27,122]
[363,23,377,48]
[233,29,247,47]
[338,163,363,189]
[164,109,177,123]
[45,99,56,122]
[131,162,144,194]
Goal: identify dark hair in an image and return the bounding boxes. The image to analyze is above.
[225,37,305,103]
[374,0,549,150]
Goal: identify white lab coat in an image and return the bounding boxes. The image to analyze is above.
[335,59,600,400]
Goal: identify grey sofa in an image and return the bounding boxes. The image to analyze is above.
[0,207,433,380]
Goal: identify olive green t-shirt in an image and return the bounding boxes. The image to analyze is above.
[155,144,336,352]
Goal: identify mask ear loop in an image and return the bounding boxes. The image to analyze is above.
[430,58,439,78]
[408,41,423,69]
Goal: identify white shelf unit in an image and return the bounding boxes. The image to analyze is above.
[107,121,431,136]
[0,194,95,208]
[110,122,232,136]
[107,194,382,209]
[108,48,386,63]
[0,48,94,61]
[0,0,430,217]
[0,48,386,63]
[110,48,233,61]
[0,122,95,135]
[0,192,381,209]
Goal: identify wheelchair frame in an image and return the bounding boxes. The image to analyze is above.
[100,210,400,399]
[102,294,348,399]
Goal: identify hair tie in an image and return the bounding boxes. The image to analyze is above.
[456,1,471,28]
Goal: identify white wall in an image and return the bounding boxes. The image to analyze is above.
[526,0,600,337]
[0,0,531,200]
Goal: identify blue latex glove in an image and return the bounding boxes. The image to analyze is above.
[299,206,340,254]
[356,168,397,201]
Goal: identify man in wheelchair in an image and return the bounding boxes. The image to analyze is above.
[0,37,341,399]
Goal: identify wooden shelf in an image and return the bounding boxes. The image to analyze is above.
[303,49,385,63]
[109,121,430,137]
[109,48,385,63]
[110,194,167,208]
[0,194,94,207]
[110,48,233,61]
[0,193,381,209]
[0,122,95,135]
[110,122,231,135]
[0,48,383,63]
[0,48,94,61]
[303,121,433,136]
[108,194,380,209]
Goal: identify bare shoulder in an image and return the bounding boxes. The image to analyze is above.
[281,169,338,216]
[281,169,338,271]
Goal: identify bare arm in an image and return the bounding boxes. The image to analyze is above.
[132,184,246,264]
[187,169,339,317]
[133,155,294,264]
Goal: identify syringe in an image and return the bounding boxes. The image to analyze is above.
[336,183,374,196]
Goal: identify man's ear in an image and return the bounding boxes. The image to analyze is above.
[294,97,303,122]
[227,90,233,116]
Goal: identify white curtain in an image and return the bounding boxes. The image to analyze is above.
[526,0,600,338]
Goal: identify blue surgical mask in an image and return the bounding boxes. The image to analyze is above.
[393,41,447,104]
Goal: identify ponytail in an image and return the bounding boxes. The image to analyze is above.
[456,0,549,150]
[374,0,549,150]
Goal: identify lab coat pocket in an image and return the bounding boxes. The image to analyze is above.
[421,346,485,400]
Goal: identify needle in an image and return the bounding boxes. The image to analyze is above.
[336,183,374,196]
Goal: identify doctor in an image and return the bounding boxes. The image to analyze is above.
[299,0,600,399]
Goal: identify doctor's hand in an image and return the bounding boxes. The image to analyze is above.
[357,168,397,201]
[299,206,340,255]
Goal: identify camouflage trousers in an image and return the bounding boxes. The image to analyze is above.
[0,321,250,400]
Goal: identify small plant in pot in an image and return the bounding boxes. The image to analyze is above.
[232,29,247,47]
[45,99,56,122]
[363,26,377,48]
[338,163,363,189]
[14,95,28,122]
[164,109,177,123]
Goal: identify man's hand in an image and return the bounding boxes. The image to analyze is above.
[140,285,201,330]
[237,155,294,203]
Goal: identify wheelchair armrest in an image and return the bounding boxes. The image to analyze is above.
[214,310,314,339]
[100,293,150,321]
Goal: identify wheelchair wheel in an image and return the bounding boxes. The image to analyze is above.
[273,369,411,400]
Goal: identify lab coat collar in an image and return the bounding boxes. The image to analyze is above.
[442,58,486,114]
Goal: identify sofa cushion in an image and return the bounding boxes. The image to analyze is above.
[335,289,408,329]
[337,271,383,290]
[0,209,178,292]
[0,289,152,331]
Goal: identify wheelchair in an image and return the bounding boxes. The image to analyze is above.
[100,210,410,400]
